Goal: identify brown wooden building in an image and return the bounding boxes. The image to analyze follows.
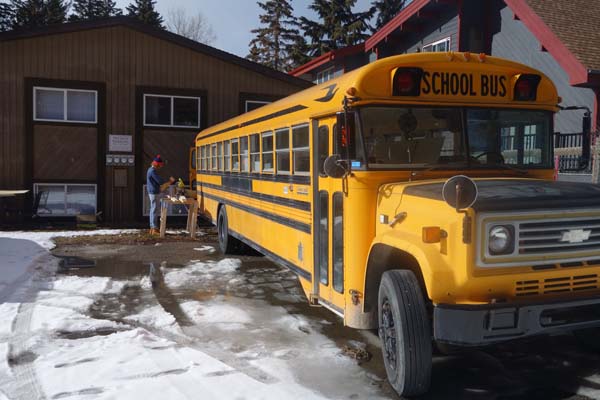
[0,17,311,223]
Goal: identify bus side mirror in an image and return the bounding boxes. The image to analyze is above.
[324,154,348,179]
[335,111,356,158]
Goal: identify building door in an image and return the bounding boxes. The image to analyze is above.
[312,117,345,317]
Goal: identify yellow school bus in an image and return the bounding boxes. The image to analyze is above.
[195,52,600,396]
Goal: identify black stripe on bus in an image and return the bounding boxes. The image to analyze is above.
[227,228,312,282]
[198,170,311,185]
[202,192,312,234]
[198,104,308,140]
[199,181,311,212]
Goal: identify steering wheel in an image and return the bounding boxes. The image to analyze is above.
[474,151,505,164]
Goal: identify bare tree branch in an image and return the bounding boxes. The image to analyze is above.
[166,8,216,45]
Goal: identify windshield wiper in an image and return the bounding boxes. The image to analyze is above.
[411,162,470,177]
[478,162,529,175]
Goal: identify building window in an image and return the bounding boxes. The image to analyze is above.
[34,183,96,216]
[276,128,290,174]
[144,94,200,128]
[423,37,451,52]
[231,139,240,170]
[292,124,310,175]
[315,67,334,84]
[262,131,274,172]
[250,134,260,172]
[34,87,97,123]
[245,100,270,113]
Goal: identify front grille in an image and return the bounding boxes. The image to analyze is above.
[515,274,599,297]
[519,217,600,255]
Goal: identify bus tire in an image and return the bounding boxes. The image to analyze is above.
[217,206,240,254]
[378,270,432,397]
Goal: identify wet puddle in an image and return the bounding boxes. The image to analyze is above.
[49,244,600,400]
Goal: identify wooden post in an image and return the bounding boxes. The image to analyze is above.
[159,200,168,238]
[190,201,198,238]
[592,143,600,184]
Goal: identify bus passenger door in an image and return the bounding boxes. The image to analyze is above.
[312,117,345,317]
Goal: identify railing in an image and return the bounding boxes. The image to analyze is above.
[555,132,584,149]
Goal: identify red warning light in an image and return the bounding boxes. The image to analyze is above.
[513,74,541,101]
[393,68,423,96]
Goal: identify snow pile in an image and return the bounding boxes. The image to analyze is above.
[181,300,251,330]
[125,305,182,335]
[194,245,216,253]
[0,229,139,250]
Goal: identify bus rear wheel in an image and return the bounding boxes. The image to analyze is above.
[217,206,241,254]
[378,270,432,397]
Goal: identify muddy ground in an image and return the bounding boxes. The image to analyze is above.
[50,230,600,400]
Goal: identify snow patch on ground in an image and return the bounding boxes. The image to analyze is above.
[193,245,215,253]
[30,304,123,333]
[0,229,139,250]
[125,305,182,335]
[164,259,241,287]
[0,303,19,337]
[181,300,251,330]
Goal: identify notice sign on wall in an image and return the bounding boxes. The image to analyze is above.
[109,135,133,152]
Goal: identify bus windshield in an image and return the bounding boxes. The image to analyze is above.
[359,106,553,170]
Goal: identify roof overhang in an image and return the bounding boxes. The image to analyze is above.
[288,43,365,77]
[504,0,592,87]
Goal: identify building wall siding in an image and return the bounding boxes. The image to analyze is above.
[491,5,595,133]
[0,25,306,221]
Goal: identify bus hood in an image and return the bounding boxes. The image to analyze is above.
[402,179,600,212]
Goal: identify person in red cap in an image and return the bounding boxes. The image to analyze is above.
[146,155,174,235]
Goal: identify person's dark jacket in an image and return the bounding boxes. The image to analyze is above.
[146,166,165,195]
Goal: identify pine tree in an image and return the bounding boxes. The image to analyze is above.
[126,0,163,29]
[246,0,305,72]
[0,1,15,31]
[70,0,122,21]
[11,0,68,29]
[300,0,373,57]
[372,0,405,31]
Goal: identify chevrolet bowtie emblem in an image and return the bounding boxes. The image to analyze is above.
[560,229,591,243]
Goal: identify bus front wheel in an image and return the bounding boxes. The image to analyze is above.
[217,206,240,254]
[378,270,432,397]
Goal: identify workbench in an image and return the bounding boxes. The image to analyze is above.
[159,196,199,238]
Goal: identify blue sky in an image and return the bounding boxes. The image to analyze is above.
[115,0,373,57]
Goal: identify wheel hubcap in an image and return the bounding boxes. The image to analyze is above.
[379,299,397,371]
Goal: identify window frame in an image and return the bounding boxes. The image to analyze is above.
[316,67,335,84]
[250,133,261,173]
[211,143,217,171]
[422,37,451,53]
[231,139,240,171]
[275,127,291,175]
[245,100,270,113]
[292,123,310,176]
[33,86,98,124]
[143,93,201,129]
[240,136,249,173]
[223,140,231,172]
[261,131,274,173]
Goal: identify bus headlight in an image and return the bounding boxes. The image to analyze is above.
[488,225,515,255]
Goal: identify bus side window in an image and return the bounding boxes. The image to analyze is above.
[292,124,310,175]
[240,136,249,172]
[250,134,260,173]
[217,142,223,171]
[223,140,231,171]
[211,143,217,171]
[318,125,329,176]
[276,128,290,174]
[231,139,239,171]
[262,131,274,172]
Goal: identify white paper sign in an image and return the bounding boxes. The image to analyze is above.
[109,135,132,152]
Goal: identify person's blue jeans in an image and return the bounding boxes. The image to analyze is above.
[149,194,158,229]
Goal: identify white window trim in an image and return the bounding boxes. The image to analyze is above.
[422,37,451,52]
[261,131,274,173]
[223,140,231,172]
[245,100,270,113]
[231,139,240,171]
[292,124,310,176]
[33,87,98,124]
[275,128,291,175]
[33,183,97,217]
[143,94,201,129]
